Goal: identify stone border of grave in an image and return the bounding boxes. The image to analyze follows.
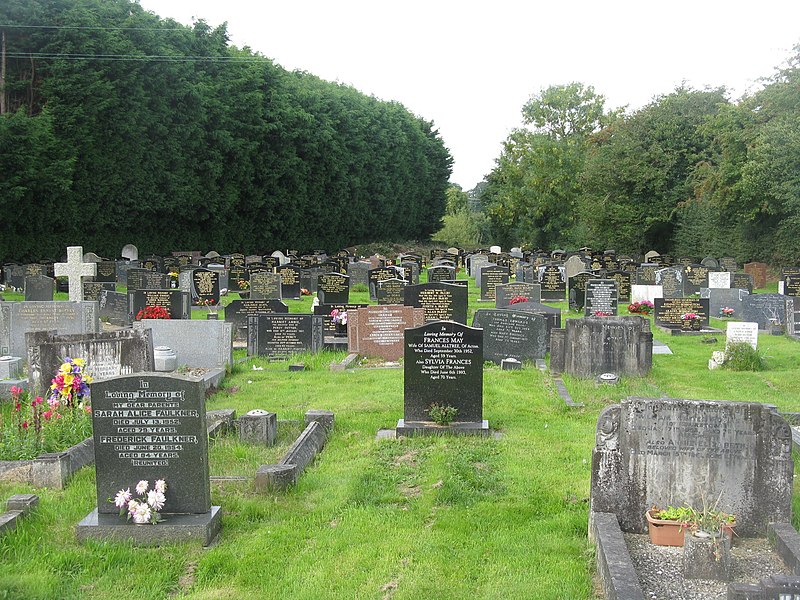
[206,408,334,492]
[0,494,39,536]
[0,438,94,489]
[590,511,800,600]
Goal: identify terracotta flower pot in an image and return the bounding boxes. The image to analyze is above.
[646,509,687,546]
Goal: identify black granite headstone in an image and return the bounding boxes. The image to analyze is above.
[585,279,618,316]
[655,267,685,298]
[247,314,324,357]
[479,265,509,302]
[684,264,711,295]
[126,269,168,291]
[100,290,130,326]
[317,273,350,305]
[568,272,596,311]
[742,294,788,330]
[225,299,288,341]
[277,264,302,299]
[403,282,468,324]
[376,278,407,305]
[128,289,191,321]
[654,297,710,330]
[472,309,546,364]
[731,273,754,294]
[538,264,566,301]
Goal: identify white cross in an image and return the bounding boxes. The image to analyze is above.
[54,246,96,302]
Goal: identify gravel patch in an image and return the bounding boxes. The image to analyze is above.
[624,533,790,600]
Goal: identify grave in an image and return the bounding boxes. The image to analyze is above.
[787,297,800,339]
[94,261,117,284]
[568,272,596,311]
[635,264,659,286]
[478,264,509,302]
[403,282,468,324]
[495,282,542,307]
[731,272,754,293]
[26,329,154,398]
[472,309,546,364]
[249,272,282,300]
[368,266,398,300]
[225,299,288,341]
[606,270,632,303]
[427,265,456,283]
[24,275,55,302]
[708,271,732,289]
[498,300,561,351]
[77,373,221,546]
[629,284,662,305]
[376,278,406,305]
[726,321,759,350]
[346,262,371,287]
[719,256,737,272]
[584,279,618,316]
[83,282,115,302]
[684,264,711,294]
[741,294,787,330]
[700,287,749,319]
[397,321,487,436]
[126,268,168,291]
[128,289,191,321]
[277,264,302,299]
[191,269,220,305]
[247,314,324,357]
[99,290,130,327]
[317,273,350,305]
[121,244,138,261]
[654,297,711,331]
[549,316,652,377]
[538,264,566,301]
[744,262,768,290]
[133,320,232,370]
[654,267,685,298]
[347,305,424,361]
[54,246,97,302]
[0,301,100,357]
[590,397,793,536]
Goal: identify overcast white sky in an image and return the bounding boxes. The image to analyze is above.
[139,0,800,190]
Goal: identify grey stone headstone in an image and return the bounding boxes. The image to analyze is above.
[0,301,100,357]
[564,255,589,280]
[472,309,546,364]
[249,272,282,300]
[121,244,139,261]
[26,329,154,398]
[24,275,55,302]
[277,264,302,299]
[699,287,749,319]
[549,316,652,377]
[54,246,97,302]
[590,397,793,536]
[247,314,324,357]
[346,262,371,287]
[742,294,787,330]
[495,282,542,307]
[225,299,288,341]
[787,297,800,339]
[427,265,456,284]
[655,267,685,298]
[133,319,233,369]
[700,256,719,269]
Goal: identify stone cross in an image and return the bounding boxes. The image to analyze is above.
[54,246,96,302]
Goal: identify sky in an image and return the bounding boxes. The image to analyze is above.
[138,0,800,190]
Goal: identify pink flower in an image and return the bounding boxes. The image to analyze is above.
[114,488,132,509]
[43,410,53,420]
[21,421,28,429]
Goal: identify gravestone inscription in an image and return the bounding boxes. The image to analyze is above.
[654,297,710,330]
[584,279,618,316]
[347,305,424,361]
[403,282,468,324]
[472,309,546,364]
[128,289,190,321]
[741,294,787,330]
[225,299,289,341]
[247,314,323,357]
[277,265,302,299]
[317,273,350,305]
[0,301,100,357]
[538,264,566,301]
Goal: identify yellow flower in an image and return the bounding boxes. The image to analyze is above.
[59,363,71,374]
[63,374,74,387]
[73,358,85,366]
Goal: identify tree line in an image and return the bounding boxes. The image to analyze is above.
[0,0,452,263]
[474,48,800,265]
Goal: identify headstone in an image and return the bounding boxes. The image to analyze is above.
[78,373,220,545]
[121,244,138,261]
[564,255,589,281]
[126,269,168,291]
[249,272,282,300]
[427,265,456,283]
[700,256,719,269]
[403,282,468,325]
[630,284,663,305]
[708,271,731,289]
[317,273,350,305]
[133,320,233,369]
[590,397,793,536]
[83,282,115,302]
[549,316,652,377]
[635,264,659,286]
[783,274,800,297]
[99,290,130,326]
[225,299,288,341]
[247,314,323,357]
[26,329,154,398]
[786,297,800,339]
[376,278,406,305]
[655,267,685,298]
[726,322,758,350]
[731,272,754,294]
[347,305,424,361]
[568,272,596,311]
[191,269,220,305]
[538,264,566,301]
[129,289,190,321]
[699,287,749,319]
[683,264,711,294]
[0,301,100,357]
[472,309,546,364]
[479,265,509,302]
[606,270,632,303]
[140,255,163,273]
[718,257,737,272]
[654,297,710,330]
[398,321,487,435]
[741,294,787,330]
[744,262,768,290]
[584,279,618,316]
[469,254,490,279]
[346,262,371,287]
[368,267,397,301]
[93,261,117,284]
[495,282,541,307]
[24,275,55,302]
[54,246,97,302]
[229,253,246,268]
[277,264,302,299]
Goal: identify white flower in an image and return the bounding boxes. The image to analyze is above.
[114,488,132,508]
[132,502,152,524]
[135,480,149,495]
[147,490,166,511]
[154,479,167,494]
[128,499,140,515]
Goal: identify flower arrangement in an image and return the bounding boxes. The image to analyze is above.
[237,279,250,290]
[628,300,654,315]
[681,313,700,321]
[300,288,312,296]
[720,307,734,317]
[49,357,92,409]
[593,311,613,317]
[1,362,93,460]
[330,309,348,325]
[197,298,220,313]
[508,296,529,305]
[112,479,168,524]
[167,271,179,289]
[136,305,171,320]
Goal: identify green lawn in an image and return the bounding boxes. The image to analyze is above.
[1,275,799,599]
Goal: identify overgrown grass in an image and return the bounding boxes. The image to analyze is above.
[1,272,799,598]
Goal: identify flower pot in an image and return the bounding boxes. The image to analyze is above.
[238,291,250,299]
[646,509,686,546]
[207,313,219,320]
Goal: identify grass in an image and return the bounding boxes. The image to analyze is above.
[1,273,799,598]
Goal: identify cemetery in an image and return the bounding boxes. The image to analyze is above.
[1,243,800,598]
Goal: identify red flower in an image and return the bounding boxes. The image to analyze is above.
[22,421,28,429]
